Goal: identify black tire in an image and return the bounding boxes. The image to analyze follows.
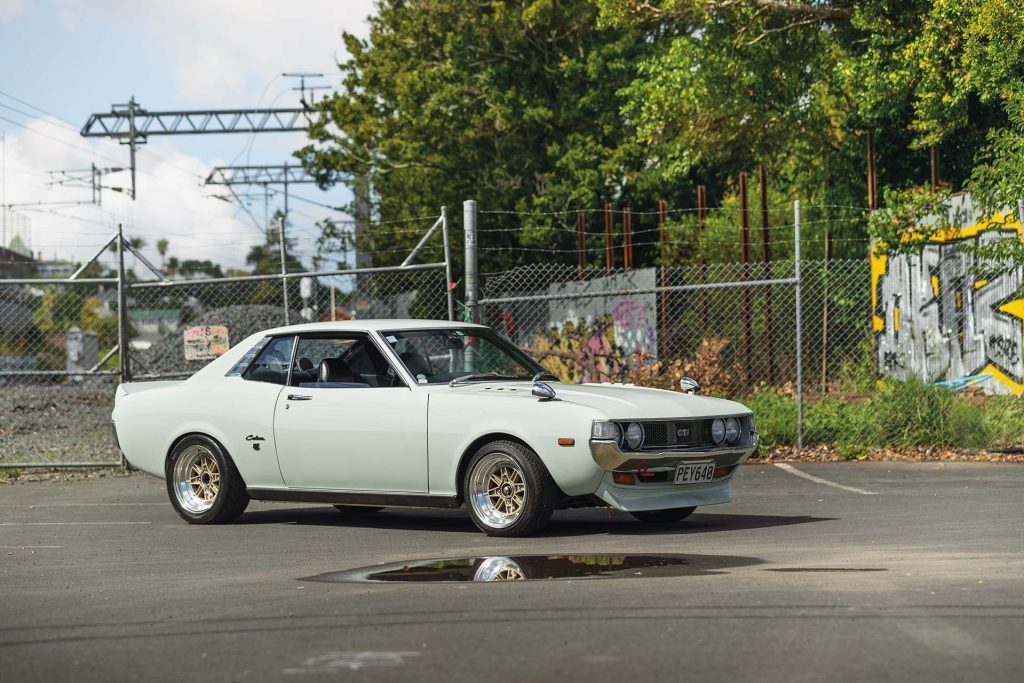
[166,435,250,524]
[463,440,555,537]
[333,505,385,514]
[629,507,697,524]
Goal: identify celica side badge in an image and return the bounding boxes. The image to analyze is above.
[246,434,266,451]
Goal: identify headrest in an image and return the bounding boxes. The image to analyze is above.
[319,357,355,383]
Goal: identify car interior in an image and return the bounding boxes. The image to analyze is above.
[290,335,404,388]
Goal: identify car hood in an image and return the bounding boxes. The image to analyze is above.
[451,381,750,419]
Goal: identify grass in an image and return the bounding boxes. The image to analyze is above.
[745,379,1024,458]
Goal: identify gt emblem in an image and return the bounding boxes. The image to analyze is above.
[676,428,689,438]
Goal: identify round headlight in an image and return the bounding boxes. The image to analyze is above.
[624,422,644,450]
[711,418,726,444]
[725,417,741,443]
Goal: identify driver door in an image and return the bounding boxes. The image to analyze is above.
[272,333,428,492]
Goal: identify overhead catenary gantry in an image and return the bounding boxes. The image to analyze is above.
[80,97,313,201]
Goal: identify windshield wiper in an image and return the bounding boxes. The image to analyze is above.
[449,373,523,386]
[532,371,558,382]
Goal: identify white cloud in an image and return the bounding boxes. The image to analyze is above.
[0,0,24,23]
[2,115,276,272]
[59,0,376,105]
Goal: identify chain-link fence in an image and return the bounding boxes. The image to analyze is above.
[0,264,449,467]
[480,259,871,397]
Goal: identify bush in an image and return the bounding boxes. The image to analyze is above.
[746,379,1024,456]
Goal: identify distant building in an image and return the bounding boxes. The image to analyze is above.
[0,245,34,279]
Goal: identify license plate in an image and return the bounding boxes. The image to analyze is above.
[674,462,715,485]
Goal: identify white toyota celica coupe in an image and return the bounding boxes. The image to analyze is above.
[111,320,758,536]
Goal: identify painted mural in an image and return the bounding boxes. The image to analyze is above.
[871,194,1024,394]
[546,268,659,359]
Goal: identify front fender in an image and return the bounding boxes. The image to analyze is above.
[427,393,605,497]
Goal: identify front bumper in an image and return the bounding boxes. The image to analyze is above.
[589,432,758,471]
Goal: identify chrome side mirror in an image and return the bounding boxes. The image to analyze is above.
[679,376,701,395]
[532,382,556,401]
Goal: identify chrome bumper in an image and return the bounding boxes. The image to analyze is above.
[589,433,758,471]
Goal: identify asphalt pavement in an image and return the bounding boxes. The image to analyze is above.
[1,462,1022,682]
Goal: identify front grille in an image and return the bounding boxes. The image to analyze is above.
[638,419,713,450]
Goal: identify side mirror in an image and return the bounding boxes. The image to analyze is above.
[679,376,701,395]
[532,382,556,401]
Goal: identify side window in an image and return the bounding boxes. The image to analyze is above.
[291,334,403,388]
[241,336,295,386]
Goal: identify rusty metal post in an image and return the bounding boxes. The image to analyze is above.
[867,131,878,211]
[577,211,586,279]
[623,206,633,270]
[930,145,939,191]
[739,172,752,382]
[658,199,668,352]
[697,185,708,329]
[604,203,613,273]
[821,222,831,392]
[759,166,775,384]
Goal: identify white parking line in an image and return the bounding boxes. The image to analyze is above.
[0,545,63,549]
[2,503,164,508]
[0,522,152,526]
[774,463,878,495]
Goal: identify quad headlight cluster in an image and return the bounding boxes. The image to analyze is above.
[711,417,742,445]
[592,416,747,450]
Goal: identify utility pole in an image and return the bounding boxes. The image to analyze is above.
[1,131,5,249]
[47,165,126,207]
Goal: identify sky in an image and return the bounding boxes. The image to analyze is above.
[0,0,376,272]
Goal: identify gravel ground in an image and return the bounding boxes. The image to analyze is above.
[0,382,120,465]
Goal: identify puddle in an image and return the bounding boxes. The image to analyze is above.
[302,553,762,583]
[766,567,888,573]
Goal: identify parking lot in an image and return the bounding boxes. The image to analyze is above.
[1,461,1022,682]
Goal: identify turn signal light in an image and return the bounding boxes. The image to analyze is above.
[612,472,635,485]
[713,465,735,478]
[557,437,575,447]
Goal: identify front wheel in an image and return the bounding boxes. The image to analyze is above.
[463,440,555,537]
[166,435,249,524]
[629,507,697,524]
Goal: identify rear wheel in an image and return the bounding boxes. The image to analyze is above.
[166,435,249,524]
[333,505,384,514]
[629,507,697,524]
[463,440,555,537]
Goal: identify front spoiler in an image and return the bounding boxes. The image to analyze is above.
[589,433,758,471]
[596,476,734,512]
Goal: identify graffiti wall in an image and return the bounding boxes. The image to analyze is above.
[547,268,658,358]
[872,194,1024,394]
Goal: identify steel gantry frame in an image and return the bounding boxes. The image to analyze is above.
[80,96,312,201]
[204,163,319,325]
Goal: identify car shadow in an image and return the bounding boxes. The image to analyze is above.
[238,505,835,538]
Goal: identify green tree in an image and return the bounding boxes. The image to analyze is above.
[297,0,656,271]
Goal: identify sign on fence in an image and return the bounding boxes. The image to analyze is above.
[183,325,230,361]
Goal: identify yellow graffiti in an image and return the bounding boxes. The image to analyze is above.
[871,209,1024,395]
[871,251,887,333]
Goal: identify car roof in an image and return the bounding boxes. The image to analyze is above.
[261,319,489,335]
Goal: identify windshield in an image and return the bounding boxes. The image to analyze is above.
[382,327,546,385]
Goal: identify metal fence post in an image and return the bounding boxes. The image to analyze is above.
[1017,199,1024,232]
[441,206,455,321]
[278,216,290,325]
[794,200,804,452]
[116,223,131,384]
[464,199,478,324]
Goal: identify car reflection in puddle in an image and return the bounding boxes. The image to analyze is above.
[302,554,763,583]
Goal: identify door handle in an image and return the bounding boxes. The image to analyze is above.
[287,394,313,401]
